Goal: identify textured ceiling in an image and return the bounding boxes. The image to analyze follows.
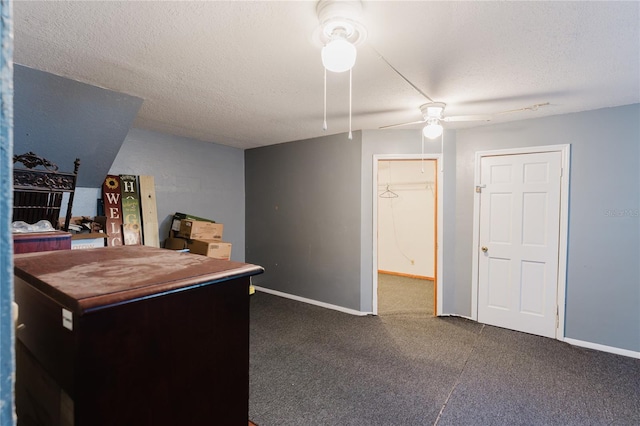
[13,1,640,150]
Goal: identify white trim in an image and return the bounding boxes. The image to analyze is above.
[471,144,571,342]
[564,337,640,359]
[440,313,474,321]
[556,145,571,339]
[372,154,444,316]
[471,155,481,321]
[253,286,370,316]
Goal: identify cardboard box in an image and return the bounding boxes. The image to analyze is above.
[164,236,189,250]
[170,213,215,234]
[71,233,107,250]
[178,220,223,240]
[187,239,232,260]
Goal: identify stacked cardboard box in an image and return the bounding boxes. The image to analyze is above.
[166,219,232,260]
[186,239,232,261]
[169,212,215,237]
[177,220,224,240]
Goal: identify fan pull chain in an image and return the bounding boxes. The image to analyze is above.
[440,131,444,172]
[323,68,328,131]
[421,131,425,174]
[348,68,353,140]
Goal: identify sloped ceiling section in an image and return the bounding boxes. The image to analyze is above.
[14,64,143,187]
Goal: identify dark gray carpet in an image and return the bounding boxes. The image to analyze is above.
[249,292,640,426]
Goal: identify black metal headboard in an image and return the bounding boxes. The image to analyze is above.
[13,152,81,232]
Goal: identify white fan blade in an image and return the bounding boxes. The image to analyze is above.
[442,115,492,122]
[379,119,426,129]
[494,102,550,116]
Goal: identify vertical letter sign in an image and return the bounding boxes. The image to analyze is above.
[102,175,123,246]
[120,175,142,245]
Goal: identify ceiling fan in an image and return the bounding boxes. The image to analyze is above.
[380,101,550,139]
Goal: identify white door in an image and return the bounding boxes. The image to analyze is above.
[477,151,562,338]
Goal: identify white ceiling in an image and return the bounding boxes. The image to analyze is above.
[13,1,640,150]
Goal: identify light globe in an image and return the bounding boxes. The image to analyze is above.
[423,123,443,139]
[321,38,357,72]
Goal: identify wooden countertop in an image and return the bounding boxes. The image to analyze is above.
[14,245,263,315]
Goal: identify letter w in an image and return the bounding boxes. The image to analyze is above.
[106,192,120,204]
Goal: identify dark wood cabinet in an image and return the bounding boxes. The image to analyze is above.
[14,246,263,426]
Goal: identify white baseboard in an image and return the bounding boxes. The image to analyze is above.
[563,337,640,359]
[253,286,369,316]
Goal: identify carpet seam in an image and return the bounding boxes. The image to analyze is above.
[432,323,485,426]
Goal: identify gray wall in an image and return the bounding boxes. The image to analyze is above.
[359,129,457,313]
[455,104,640,352]
[109,128,247,261]
[245,132,362,310]
[13,65,142,187]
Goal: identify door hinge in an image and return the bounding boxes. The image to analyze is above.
[555,306,559,328]
[475,184,486,193]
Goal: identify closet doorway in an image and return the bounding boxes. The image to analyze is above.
[373,156,442,316]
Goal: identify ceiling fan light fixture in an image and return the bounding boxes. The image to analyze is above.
[317,1,365,73]
[420,102,446,120]
[423,121,443,139]
[322,36,357,72]
[316,1,366,138]
[316,1,367,45]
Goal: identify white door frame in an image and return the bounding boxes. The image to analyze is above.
[372,154,444,316]
[471,144,571,339]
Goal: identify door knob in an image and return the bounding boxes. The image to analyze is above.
[481,246,488,253]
